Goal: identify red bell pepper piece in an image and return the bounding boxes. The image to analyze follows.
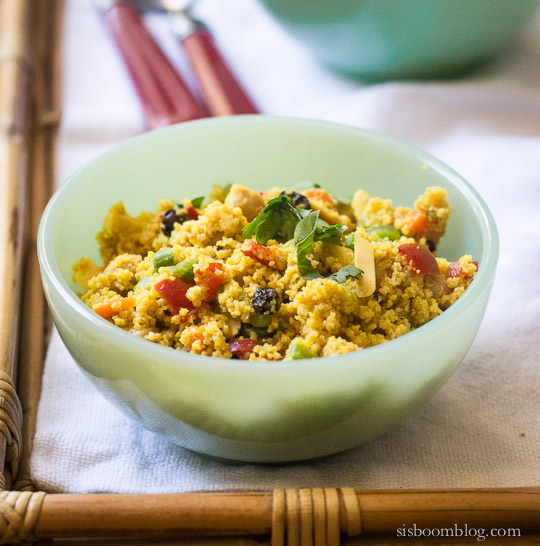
[241,239,276,266]
[229,338,258,359]
[194,262,226,301]
[185,204,199,220]
[154,278,194,315]
[398,244,440,275]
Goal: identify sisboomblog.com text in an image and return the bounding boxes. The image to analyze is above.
[396,524,521,541]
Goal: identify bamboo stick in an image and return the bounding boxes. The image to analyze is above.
[0,0,33,485]
[37,537,540,546]
[14,0,64,492]
[32,488,540,540]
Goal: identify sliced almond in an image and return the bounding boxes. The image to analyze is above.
[354,232,376,297]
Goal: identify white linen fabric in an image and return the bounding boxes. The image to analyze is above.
[31,0,540,493]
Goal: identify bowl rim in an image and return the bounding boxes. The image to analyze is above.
[38,115,499,375]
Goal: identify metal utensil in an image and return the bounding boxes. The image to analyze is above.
[95,0,207,129]
[135,0,259,116]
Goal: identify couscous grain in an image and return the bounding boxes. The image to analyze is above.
[73,184,477,360]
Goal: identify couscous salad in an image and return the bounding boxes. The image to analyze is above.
[73,183,477,360]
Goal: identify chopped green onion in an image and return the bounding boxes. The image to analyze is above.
[170,259,198,283]
[135,275,152,289]
[366,225,401,241]
[240,324,274,340]
[153,248,175,269]
[290,341,317,359]
[344,232,355,249]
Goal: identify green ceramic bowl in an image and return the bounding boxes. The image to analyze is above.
[38,116,498,462]
[259,0,540,79]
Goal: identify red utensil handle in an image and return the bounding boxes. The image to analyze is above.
[101,1,207,129]
[181,25,259,117]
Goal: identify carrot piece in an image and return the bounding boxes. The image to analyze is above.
[92,296,135,319]
[406,210,429,235]
[304,188,334,207]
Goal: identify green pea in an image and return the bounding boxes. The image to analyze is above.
[366,224,401,241]
[290,341,316,359]
[153,248,175,269]
[170,259,198,283]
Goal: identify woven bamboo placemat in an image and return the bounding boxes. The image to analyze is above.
[1,0,540,543]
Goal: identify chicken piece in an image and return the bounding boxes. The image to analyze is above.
[224,184,265,222]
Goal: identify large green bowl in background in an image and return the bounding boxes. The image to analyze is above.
[259,0,540,79]
[38,116,498,462]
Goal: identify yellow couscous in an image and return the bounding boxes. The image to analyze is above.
[73,184,477,361]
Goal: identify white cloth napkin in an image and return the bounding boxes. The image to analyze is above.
[31,0,540,493]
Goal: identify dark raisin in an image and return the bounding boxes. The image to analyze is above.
[279,190,310,210]
[161,209,189,236]
[251,288,280,315]
[427,240,436,252]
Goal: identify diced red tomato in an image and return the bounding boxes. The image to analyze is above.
[154,278,194,315]
[194,262,226,301]
[398,244,440,275]
[185,204,199,220]
[229,338,258,359]
[304,188,334,207]
[241,239,276,266]
[447,260,478,278]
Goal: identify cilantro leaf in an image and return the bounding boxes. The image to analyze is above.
[293,211,318,245]
[315,223,347,245]
[327,265,363,283]
[243,192,354,282]
[243,196,301,244]
[294,212,323,279]
[191,196,205,208]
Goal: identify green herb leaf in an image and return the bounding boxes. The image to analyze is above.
[294,211,323,279]
[190,196,205,209]
[293,211,319,245]
[242,195,301,244]
[327,265,363,283]
[315,223,347,245]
